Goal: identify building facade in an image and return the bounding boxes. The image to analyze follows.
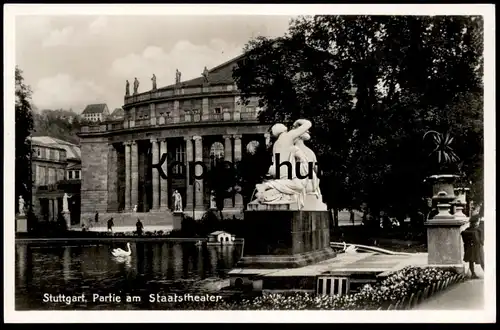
[79,55,271,220]
[30,136,82,225]
[82,103,109,122]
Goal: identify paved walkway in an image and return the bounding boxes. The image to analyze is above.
[80,225,173,233]
[415,265,485,310]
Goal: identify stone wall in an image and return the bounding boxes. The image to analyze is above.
[81,140,109,214]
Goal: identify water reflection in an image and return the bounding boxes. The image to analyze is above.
[15,242,242,310]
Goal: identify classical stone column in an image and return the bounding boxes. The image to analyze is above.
[233,134,243,210]
[160,139,169,210]
[150,103,156,125]
[53,198,59,221]
[151,138,160,210]
[184,137,194,210]
[233,134,242,162]
[193,135,204,211]
[223,135,232,162]
[130,141,139,211]
[48,199,53,221]
[124,142,131,211]
[107,144,118,212]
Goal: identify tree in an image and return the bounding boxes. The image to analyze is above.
[233,15,484,220]
[15,67,34,212]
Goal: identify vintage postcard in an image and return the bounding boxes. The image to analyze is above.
[4,3,496,323]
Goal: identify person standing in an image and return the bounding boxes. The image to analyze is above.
[461,215,484,278]
[136,218,144,236]
[107,217,114,233]
[95,210,99,223]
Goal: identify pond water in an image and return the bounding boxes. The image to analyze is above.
[15,241,242,310]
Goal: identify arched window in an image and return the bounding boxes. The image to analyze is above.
[210,142,224,167]
[246,140,260,155]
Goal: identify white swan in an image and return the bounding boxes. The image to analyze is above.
[112,243,132,257]
[345,245,358,254]
[342,242,358,254]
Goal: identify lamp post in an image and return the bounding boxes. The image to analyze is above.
[193,180,200,220]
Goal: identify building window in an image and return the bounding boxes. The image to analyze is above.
[214,107,221,114]
[68,171,73,179]
[35,165,41,185]
[173,144,185,175]
[75,170,80,179]
[48,168,56,185]
[39,166,46,185]
[57,168,64,181]
[210,142,224,167]
[36,148,41,157]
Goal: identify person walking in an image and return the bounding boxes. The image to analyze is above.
[136,218,144,236]
[461,215,484,278]
[107,217,114,233]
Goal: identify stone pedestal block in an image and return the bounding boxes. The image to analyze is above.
[425,218,467,273]
[173,211,183,231]
[62,211,71,230]
[16,214,28,233]
[237,209,336,269]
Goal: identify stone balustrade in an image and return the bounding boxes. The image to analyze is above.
[81,110,260,134]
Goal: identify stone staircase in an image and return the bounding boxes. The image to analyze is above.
[78,210,174,229]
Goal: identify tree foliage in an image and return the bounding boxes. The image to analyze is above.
[233,15,484,216]
[15,67,34,210]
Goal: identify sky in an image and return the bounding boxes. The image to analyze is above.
[15,15,295,112]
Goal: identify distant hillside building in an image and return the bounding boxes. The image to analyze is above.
[30,136,81,226]
[109,107,125,119]
[82,103,109,122]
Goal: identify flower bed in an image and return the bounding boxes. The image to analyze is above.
[179,266,466,310]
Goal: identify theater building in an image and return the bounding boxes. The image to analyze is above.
[78,55,271,221]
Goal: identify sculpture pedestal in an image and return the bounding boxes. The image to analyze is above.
[62,211,71,229]
[236,207,336,269]
[173,211,183,231]
[425,212,467,274]
[16,214,28,233]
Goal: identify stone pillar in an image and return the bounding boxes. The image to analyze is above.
[193,135,204,211]
[223,135,232,162]
[130,141,139,211]
[53,198,59,221]
[129,107,136,128]
[107,144,118,212]
[233,134,243,210]
[223,134,234,208]
[425,178,467,273]
[124,142,131,211]
[184,137,194,210]
[48,199,53,221]
[160,139,169,210]
[233,134,242,162]
[151,138,160,210]
[202,98,209,121]
[150,103,156,125]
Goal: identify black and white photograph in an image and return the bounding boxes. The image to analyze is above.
[4,4,495,323]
